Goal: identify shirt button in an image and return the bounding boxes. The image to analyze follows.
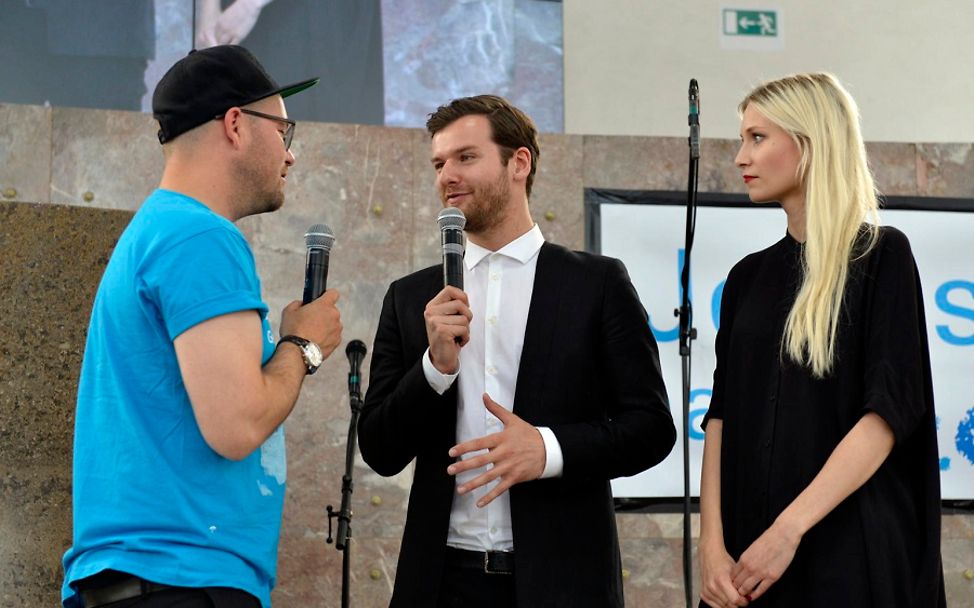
[763,439,771,449]
[488,316,498,325]
[490,527,497,535]
[490,273,500,281]
[770,393,777,402]
[487,365,497,375]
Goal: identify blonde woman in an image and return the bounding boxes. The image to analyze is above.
[698,73,945,607]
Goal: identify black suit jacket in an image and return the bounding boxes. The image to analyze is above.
[359,242,675,607]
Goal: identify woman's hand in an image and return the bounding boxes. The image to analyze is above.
[729,520,802,602]
[699,540,749,608]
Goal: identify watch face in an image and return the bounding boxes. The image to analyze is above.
[305,342,324,368]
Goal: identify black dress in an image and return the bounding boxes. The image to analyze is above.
[703,226,945,607]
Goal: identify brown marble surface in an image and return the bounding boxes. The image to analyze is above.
[1,105,973,607]
[0,201,133,608]
[583,135,688,192]
[917,143,974,198]
[868,141,919,197]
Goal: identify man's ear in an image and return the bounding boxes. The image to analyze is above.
[511,146,532,181]
[220,107,245,148]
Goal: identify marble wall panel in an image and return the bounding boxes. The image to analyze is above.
[917,143,974,198]
[50,107,161,209]
[0,202,133,608]
[4,105,974,607]
[583,135,688,191]
[410,128,446,272]
[534,133,585,250]
[699,138,747,195]
[0,104,51,204]
[944,538,974,605]
[0,203,131,465]
[620,538,692,607]
[867,142,919,196]
[275,534,403,607]
[0,466,73,608]
[945,511,974,540]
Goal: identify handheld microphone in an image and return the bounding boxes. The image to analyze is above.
[303,224,335,304]
[688,79,700,160]
[345,339,367,397]
[437,207,466,289]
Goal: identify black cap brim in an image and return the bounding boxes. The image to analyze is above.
[277,77,319,99]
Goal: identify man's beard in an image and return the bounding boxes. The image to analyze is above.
[232,155,285,218]
[459,169,511,234]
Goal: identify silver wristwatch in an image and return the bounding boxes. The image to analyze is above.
[278,335,323,375]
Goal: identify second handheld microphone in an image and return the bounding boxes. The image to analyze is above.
[437,207,466,290]
[303,223,335,304]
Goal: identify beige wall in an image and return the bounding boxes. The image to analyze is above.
[1,102,973,606]
[564,0,974,142]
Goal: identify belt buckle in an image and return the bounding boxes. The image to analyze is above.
[483,550,510,575]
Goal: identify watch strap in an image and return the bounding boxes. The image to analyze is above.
[278,335,318,375]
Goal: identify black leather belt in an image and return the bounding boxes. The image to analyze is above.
[79,575,171,608]
[445,546,515,575]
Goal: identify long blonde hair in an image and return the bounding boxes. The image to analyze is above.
[740,72,880,378]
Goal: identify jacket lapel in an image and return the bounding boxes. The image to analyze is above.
[512,243,568,419]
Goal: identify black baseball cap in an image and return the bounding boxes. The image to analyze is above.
[152,45,319,144]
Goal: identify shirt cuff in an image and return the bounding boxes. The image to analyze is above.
[537,426,564,478]
[421,347,459,395]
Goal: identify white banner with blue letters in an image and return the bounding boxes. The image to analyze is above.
[598,199,973,500]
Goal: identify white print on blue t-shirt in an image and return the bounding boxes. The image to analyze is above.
[261,425,287,486]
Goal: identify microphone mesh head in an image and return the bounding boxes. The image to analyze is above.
[437,207,466,231]
[345,339,367,358]
[305,223,335,251]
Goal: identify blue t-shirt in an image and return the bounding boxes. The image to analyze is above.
[62,190,283,607]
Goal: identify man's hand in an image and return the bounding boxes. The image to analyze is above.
[424,286,471,374]
[280,289,342,359]
[446,394,546,507]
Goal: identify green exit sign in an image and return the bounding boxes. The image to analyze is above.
[723,9,778,37]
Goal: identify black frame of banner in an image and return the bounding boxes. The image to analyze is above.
[583,187,974,513]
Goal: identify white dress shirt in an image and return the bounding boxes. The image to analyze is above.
[422,224,564,552]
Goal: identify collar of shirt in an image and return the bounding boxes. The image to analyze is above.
[464,224,545,270]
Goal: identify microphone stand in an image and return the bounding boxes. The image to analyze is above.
[327,340,368,608]
[677,79,700,608]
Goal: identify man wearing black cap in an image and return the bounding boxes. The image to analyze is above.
[61,46,341,608]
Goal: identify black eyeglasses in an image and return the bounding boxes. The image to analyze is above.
[222,108,296,150]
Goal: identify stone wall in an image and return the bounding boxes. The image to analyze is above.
[1,102,972,606]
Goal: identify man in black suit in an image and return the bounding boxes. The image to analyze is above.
[358,95,675,608]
